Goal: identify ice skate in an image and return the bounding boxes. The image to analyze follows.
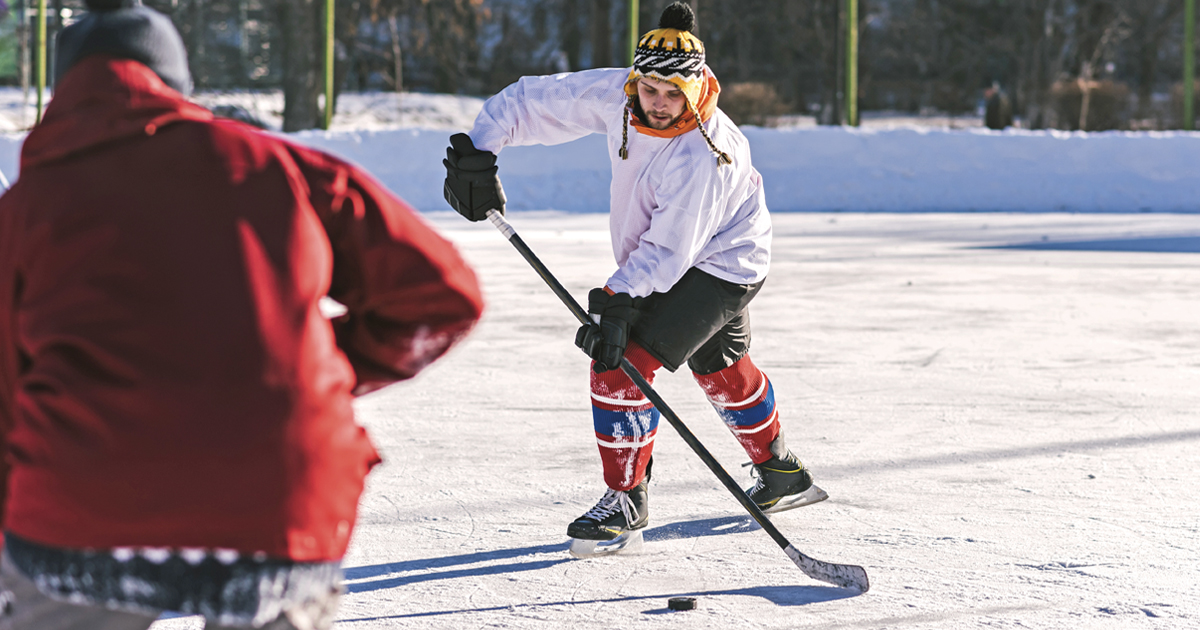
[567,479,649,558]
[747,446,827,514]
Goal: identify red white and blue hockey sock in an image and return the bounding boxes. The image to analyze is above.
[692,355,781,464]
[590,343,663,491]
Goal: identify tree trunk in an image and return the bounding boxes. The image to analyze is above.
[426,0,469,94]
[389,12,403,92]
[239,0,250,86]
[591,0,612,68]
[280,0,321,132]
[191,0,208,88]
[562,0,583,71]
[49,0,62,90]
[1078,62,1093,130]
[735,6,752,81]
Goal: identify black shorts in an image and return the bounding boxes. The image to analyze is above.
[630,267,764,375]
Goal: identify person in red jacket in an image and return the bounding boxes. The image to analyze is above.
[0,1,484,629]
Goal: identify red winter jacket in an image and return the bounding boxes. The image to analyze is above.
[0,57,483,561]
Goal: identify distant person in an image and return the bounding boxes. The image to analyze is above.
[0,1,483,629]
[985,82,1014,130]
[443,2,824,552]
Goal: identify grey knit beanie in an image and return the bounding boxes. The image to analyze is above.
[54,0,193,95]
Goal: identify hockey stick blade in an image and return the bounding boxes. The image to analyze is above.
[785,545,870,592]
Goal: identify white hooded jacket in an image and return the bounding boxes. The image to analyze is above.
[469,67,771,298]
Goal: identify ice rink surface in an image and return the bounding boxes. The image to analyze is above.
[153,211,1199,629]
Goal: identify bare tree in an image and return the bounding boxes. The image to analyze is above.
[590,0,612,67]
[277,0,321,131]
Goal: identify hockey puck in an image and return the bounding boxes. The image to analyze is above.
[667,597,697,611]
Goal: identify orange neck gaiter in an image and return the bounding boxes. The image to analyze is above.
[628,73,721,138]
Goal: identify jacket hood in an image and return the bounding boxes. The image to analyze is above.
[22,56,211,170]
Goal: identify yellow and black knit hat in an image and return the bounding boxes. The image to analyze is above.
[621,2,730,166]
[625,2,706,109]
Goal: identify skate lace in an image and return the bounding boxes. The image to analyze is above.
[748,465,767,494]
[583,488,638,524]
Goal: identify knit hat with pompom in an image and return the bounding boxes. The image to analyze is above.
[55,0,192,95]
[620,3,730,166]
[625,3,706,111]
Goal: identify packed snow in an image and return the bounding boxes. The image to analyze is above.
[0,87,1196,628]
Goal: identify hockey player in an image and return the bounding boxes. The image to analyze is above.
[443,2,816,547]
[0,1,483,628]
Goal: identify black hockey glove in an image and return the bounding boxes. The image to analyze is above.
[443,133,506,222]
[575,289,642,373]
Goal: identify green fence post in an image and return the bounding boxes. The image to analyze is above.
[1186,0,1195,131]
[845,0,858,126]
[628,0,639,66]
[36,0,46,124]
[323,0,334,130]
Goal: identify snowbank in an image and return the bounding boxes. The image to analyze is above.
[4,121,1200,213]
[294,126,1200,213]
[746,126,1200,213]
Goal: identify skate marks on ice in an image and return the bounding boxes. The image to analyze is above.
[566,515,753,558]
[339,585,858,623]
[343,529,815,593]
[338,535,860,624]
[979,234,1200,253]
[341,542,571,594]
[815,428,1200,479]
[635,585,857,615]
[568,513,869,592]
[564,512,828,548]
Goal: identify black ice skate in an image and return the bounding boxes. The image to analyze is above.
[566,479,649,558]
[747,439,828,514]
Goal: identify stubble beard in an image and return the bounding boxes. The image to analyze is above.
[636,98,684,130]
[645,111,681,130]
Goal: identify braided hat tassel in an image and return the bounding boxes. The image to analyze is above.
[620,98,631,160]
[689,100,732,166]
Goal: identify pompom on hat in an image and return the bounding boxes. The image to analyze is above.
[621,2,730,166]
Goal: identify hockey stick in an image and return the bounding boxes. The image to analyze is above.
[485,209,869,593]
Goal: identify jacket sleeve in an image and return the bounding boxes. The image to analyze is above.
[469,67,629,154]
[0,189,23,529]
[291,147,484,396]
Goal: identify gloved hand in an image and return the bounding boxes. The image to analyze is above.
[443,132,506,221]
[575,288,642,373]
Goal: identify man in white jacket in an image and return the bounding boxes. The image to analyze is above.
[444,2,819,547]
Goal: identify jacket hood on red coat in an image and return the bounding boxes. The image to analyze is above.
[21,56,212,170]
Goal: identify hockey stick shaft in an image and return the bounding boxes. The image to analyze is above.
[486,210,868,592]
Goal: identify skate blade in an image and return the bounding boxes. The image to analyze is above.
[568,530,644,558]
[763,484,830,514]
